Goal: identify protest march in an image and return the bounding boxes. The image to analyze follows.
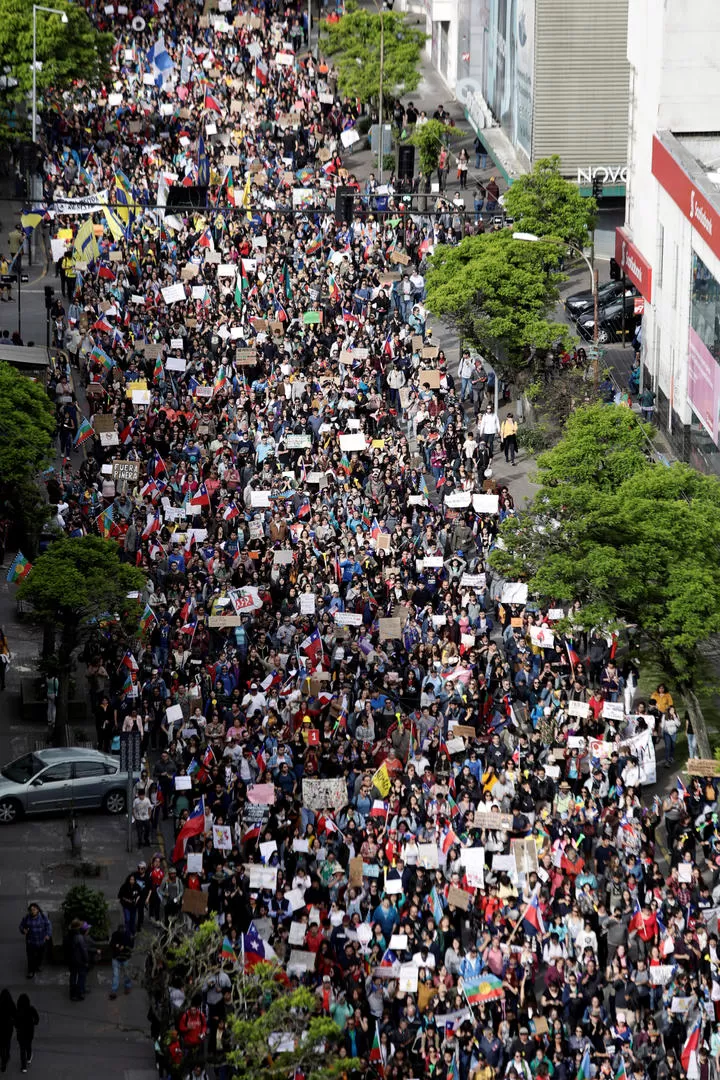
[10,0,720,1078]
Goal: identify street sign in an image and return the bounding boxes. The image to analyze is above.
[119,731,142,772]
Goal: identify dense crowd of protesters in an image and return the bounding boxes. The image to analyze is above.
[9,0,719,1079]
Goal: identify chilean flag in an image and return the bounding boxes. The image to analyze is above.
[300,628,322,667]
[190,482,210,507]
[522,893,545,938]
[223,501,239,521]
[142,511,161,539]
[204,92,222,113]
[681,1019,702,1075]
[171,797,206,863]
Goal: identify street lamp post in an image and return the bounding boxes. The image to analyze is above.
[32,5,68,145]
[514,231,599,391]
[369,0,385,184]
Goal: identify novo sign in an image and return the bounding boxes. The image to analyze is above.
[652,135,720,261]
[577,166,628,185]
[615,226,653,303]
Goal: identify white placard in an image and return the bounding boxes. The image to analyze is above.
[461,848,485,888]
[186,853,203,873]
[167,356,186,372]
[384,877,403,895]
[260,840,277,861]
[213,824,232,850]
[299,594,316,614]
[275,51,295,67]
[191,285,206,300]
[132,389,151,404]
[288,922,307,946]
[548,608,565,620]
[389,934,408,950]
[529,625,555,648]
[170,337,183,349]
[398,963,418,992]
[251,490,271,508]
[500,582,528,605]
[472,493,499,514]
[340,128,360,148]
[677,862,693,883]
[567,700,590,718]
[334,611,363,626]
[175,775,192,790]
[423,556,444,568]
[460,573,485,588]
[248,865,278,890]
[166,704,184,723]
[445,491,472,508]
[338,433,366,452]
[416,843,439,869]
[100,431,120,446]
[217,263,236,277]
[567,735,585,749]
[602,701,624,721]
[161,282,186,304]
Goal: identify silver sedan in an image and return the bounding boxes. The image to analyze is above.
[0,747,132,823]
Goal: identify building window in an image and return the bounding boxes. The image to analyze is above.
[657,223,664,290]
[688,250,720,473]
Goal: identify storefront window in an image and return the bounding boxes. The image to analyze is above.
[688,251,720,473]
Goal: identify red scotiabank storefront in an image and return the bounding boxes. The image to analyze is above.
[614,226,653,303]
[651,135,720,260]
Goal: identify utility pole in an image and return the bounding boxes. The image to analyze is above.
[377,8,385,184]
[593,267,599,393]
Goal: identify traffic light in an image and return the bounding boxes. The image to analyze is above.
[592,175,603,200]
[44,285,54,310]
[334,187,354,225]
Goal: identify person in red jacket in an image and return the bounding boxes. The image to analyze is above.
[178,995,207,1048]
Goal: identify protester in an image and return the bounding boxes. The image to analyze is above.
[18,903,51,979]
[0,989,15,1073]
[14,995,39,1074]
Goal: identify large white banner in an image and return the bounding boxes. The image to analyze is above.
[50,192,109,215]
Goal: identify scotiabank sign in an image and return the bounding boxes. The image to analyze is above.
[615,226,653,302]
[652,135,720,261]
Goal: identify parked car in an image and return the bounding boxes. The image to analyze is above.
[0,748,131,823]
[576,295,643,344]
[565,280,639,320]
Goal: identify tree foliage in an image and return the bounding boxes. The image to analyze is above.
[504,155,596,248]
[491,405,720,683]
[0,0,113,104]
[18,536,145,635]
[146,919,351,1080]
[408,119,456,174]
[0,361,55,551]
[0,361,55,482]
[320,1,425,103]
[425,230,573,375]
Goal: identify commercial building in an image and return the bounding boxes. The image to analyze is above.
[407,0,630,191]
[618,0,720,472]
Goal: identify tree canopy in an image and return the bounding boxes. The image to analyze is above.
[18,536,145,641]
[490,405,720,683]
[425,230,573,375]
[0,361,55,550]
[320,1,425,103]
[0,360,55,482]
[146,919,351,1080]
[409,120,456,174]
[0,0,112,104]
[504,155,596,248]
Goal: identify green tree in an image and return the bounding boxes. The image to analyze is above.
[533,403,651,491]
[425,230,573,377]
[0,361,55,551]
[491,406,720,698]
[409,119,456,175]
[146,920,352,1080]
[503,155,596,248]
[18,537,145,740]
[0,0,112,107]
[320,1,425,104]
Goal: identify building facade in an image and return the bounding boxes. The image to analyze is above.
[620,0,720,472]
[409,0,630,187]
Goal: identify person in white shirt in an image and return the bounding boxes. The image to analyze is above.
[478,404,501,455]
